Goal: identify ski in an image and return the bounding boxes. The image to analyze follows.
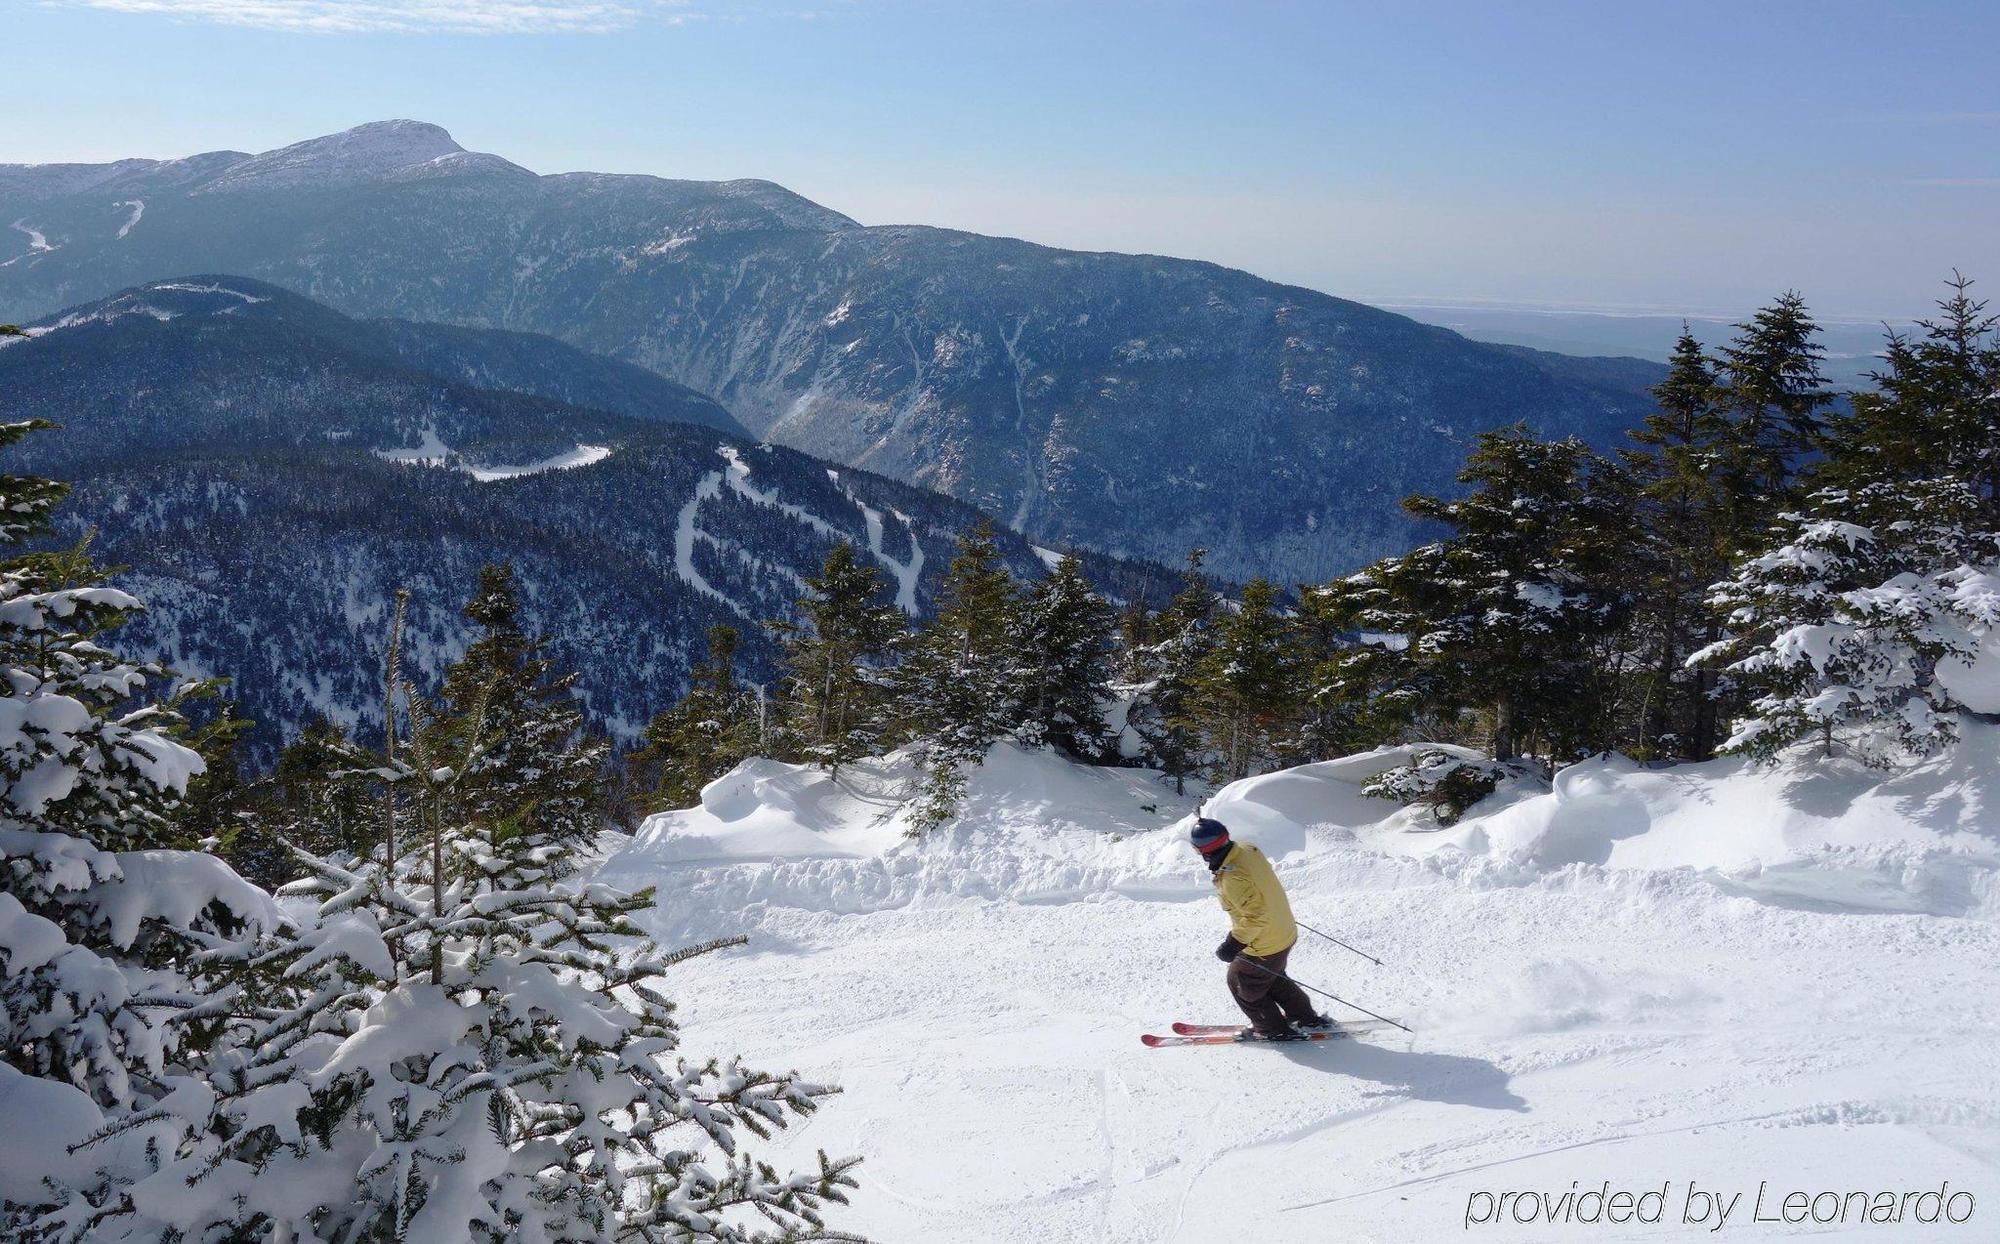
[1141,1019,1394,1048]
[1170,1019,1394,1037]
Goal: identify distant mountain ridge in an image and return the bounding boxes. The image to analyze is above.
[0,122,1663,581]
[0,275,748,447]
[1,277,1173,759]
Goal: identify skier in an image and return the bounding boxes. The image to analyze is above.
[1191,816,1331,1041]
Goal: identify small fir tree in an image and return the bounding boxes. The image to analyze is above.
[1826,272,2000,520]
[1284,579,1395,763]
[1621,327,1733,759]
[1128,550,1217,795]
[1710,291,1833,530]
[1192,578,1300,782]
[1009,554,1117,760]
[767,543,903,776]
[424,562,607,856]
[893,521,1019,832]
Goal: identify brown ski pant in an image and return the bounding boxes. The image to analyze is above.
[1226,943,1317,1035]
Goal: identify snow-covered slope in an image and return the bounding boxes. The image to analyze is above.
[600,737,2000,1240]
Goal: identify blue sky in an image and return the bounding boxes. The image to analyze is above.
[10,0,1996,317]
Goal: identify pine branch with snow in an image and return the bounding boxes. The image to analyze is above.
[1697,480,2000,763]
[0,420,283,1237]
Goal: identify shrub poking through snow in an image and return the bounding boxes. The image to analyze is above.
[1363,749,1513,825]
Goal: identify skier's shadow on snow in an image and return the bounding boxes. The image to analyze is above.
[1276,1041,1528,1112]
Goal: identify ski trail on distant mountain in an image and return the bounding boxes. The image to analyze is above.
[4,219,56,266]
[674,467,745,617]
[147,281,268,302]
[721,445,845,538]
[465,443,610,481]
[723,443,927,614]
[829,469,925,614]
[10,220,52,251]
[116,200,145,239]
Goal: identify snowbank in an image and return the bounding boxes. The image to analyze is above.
[1188,731,2000,919]
[607,724,2000,940]
[598,744,1218,939]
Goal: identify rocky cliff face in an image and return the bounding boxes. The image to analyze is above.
[1,122,1661,582]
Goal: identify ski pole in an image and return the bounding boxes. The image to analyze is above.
[1296,919,1383,967]
[1235,956,1413,1034]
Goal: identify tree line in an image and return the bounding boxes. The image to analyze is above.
[616,275,2000,826]
[182,275,2000,857]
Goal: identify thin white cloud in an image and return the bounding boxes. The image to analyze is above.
[42,0,700,33]
[1889,177,2000,188]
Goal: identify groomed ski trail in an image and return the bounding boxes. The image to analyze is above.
[601,742,2000,1242]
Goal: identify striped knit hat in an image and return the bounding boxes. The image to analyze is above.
[1189,817,1231,855]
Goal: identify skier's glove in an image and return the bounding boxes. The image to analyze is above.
[1215,936,1244,962]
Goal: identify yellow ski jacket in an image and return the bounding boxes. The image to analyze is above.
[1212,841,1297,957]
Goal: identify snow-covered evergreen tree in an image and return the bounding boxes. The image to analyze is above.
[0,415,282,1235]
[426,562,606,854]
[1696,480,2000,763]
[1621,327,1733,759]
[1008,554,1116,760]
[48,585,862,1241]
[894,521,1019,832]
[768,543,903,777]
[1827,273,2000,522]
[1282,580,1391,763]
[1356,427,1634,761]
[1711,291,1834,519]
[1129,551,1217,795]
[1192,578,1299,782]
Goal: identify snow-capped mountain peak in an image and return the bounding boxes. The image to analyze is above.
[201,120,477,192]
